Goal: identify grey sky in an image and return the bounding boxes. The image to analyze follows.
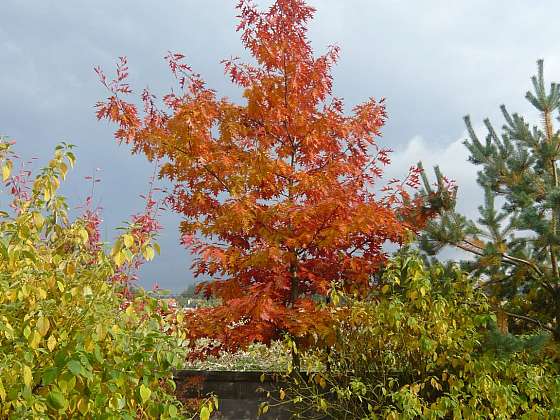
[1,1,559,291]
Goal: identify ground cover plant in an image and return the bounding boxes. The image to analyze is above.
[184,341,290,372]
[0,140,219,419]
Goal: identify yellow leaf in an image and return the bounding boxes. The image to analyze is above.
[2,161,12,182]
[142,246,155,261]
[381,284,390,294]
[29,330,41,349]
[65,262,76,276]
[139,384,151,403]
[77,397,89,415]
[78,228,89,243]
[47,335,57,351]
[176,311,184,323]
[0,378,5,401]
[200,406,210,420]
[123,234,134,248]
[36,287,47,300]
[37,317,50,336]
[23,365,33,387]
[59,162,68,180]
[114,251,125,267]
[279,388,286,400]
[33,212,45,229]
[44,187,51,202]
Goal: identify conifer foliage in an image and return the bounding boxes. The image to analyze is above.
[96,0,439,350]
[420,60,560,339]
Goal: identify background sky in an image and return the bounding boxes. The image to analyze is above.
[2,1,559,292]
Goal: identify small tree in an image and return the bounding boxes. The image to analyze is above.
[96,0,440,351]
[419,60,560,339]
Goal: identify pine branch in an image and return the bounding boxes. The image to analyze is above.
[503,311,556,335]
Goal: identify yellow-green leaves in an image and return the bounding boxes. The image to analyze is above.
[113,250,126,267]
[46,391,67,411]
[0,378,6,401]
[43,186,52,202]
[47,335,57,351]
[0,142,186,419]
[199,397,218,420]
[123,234,134,248]
[112,233,160,267]
[33,212,45,229]
[139,384,152,403]
[28,330,41,349]
[23,365,33,387]
[2,160,12,182]
[78,228,89,243]
[200,405,210,420]
[142,245,155,261]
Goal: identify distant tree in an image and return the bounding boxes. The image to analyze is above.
[176,283,203,308]
[96,0,447,353]
[419,60,560,339]
[179,284,197,299]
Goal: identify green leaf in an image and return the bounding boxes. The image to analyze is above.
[42,367,59,385]
[46,390,67,410]
[67,360,83,376]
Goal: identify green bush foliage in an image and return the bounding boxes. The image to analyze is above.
[0,142,191,418]
[279,254,560,419]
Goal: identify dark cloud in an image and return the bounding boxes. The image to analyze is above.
[1,1,558,291]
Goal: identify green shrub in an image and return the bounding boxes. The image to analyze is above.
[278,254,560,419]
[0,142,193,418]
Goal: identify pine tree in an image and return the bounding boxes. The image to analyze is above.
[419,60,560,340]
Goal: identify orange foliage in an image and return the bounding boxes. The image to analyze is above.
[96,0,433,352]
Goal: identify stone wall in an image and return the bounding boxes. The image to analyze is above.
[175,370,295,420]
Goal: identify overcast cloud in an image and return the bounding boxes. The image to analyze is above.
[1,1,558,291]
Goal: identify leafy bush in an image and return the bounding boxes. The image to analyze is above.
[0,141,194,418]
[278,254,560,419]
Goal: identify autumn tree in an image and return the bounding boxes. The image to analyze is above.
[419,60,560,340]
[96,0,440,351]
